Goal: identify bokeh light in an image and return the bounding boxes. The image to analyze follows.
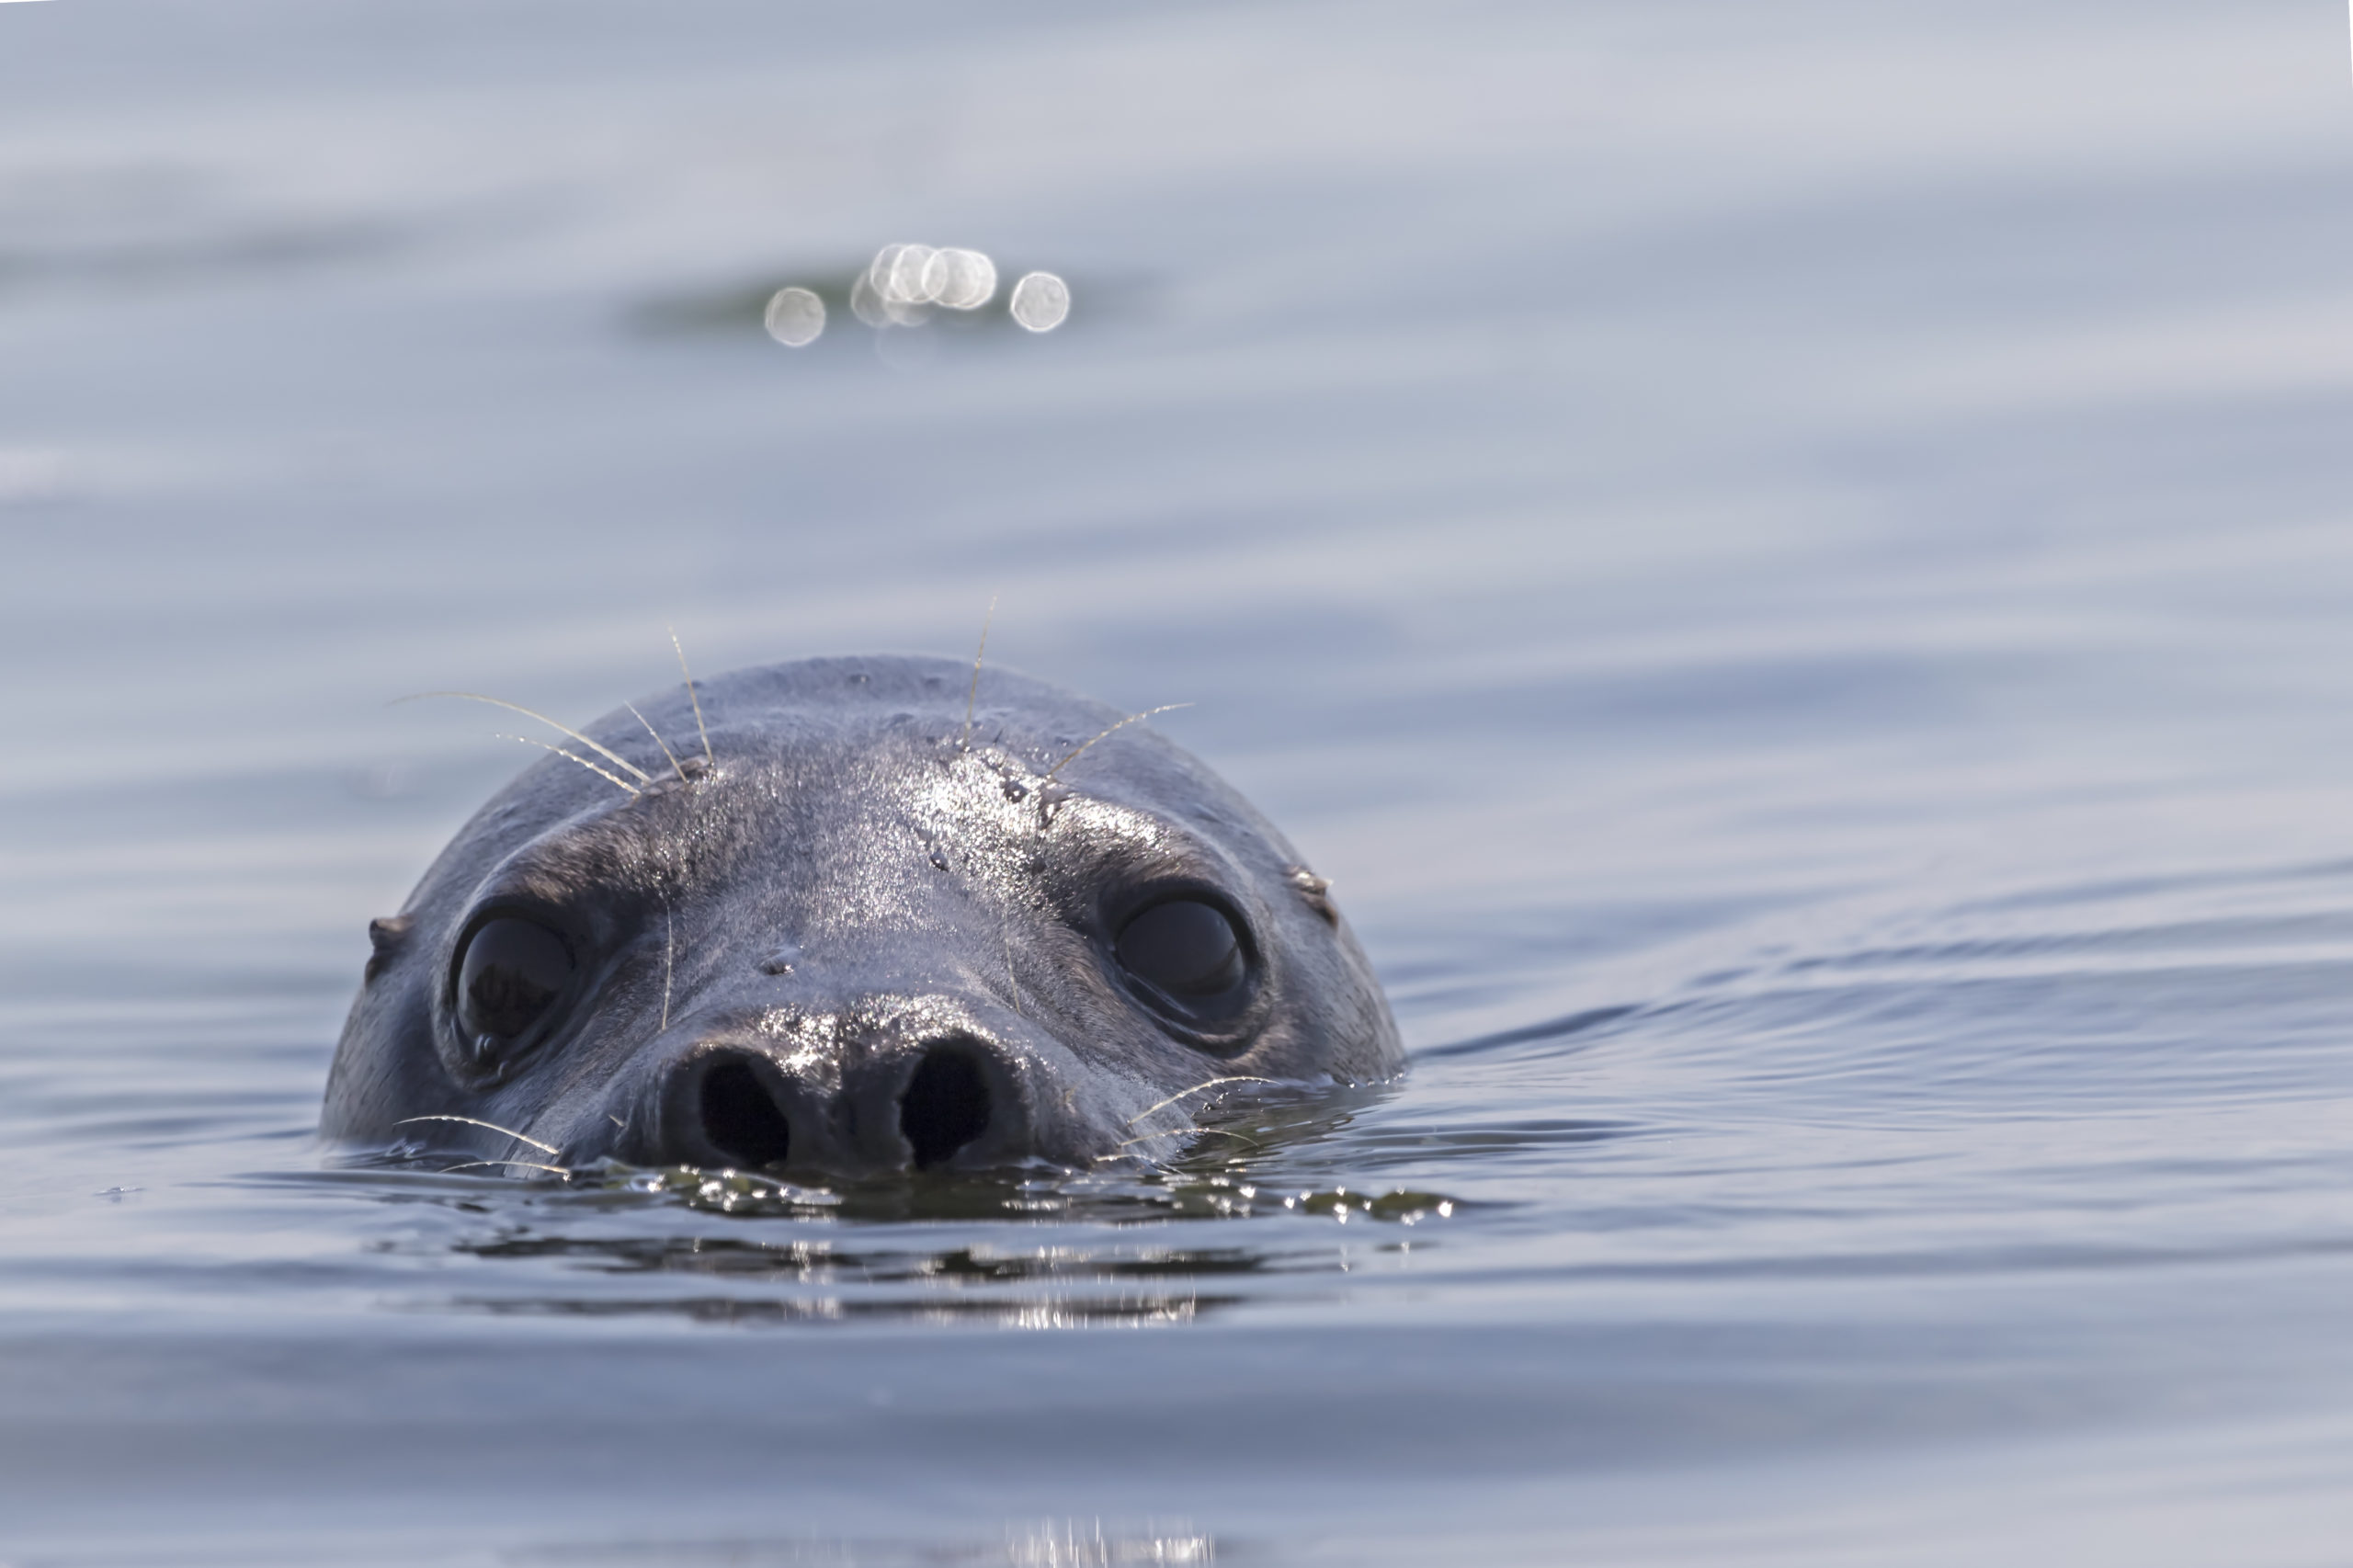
[760,286,824,347]
[926,247,998,310]
[752,246,1058,347]
[1008,270,1071,333]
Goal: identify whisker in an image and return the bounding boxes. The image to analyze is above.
[1045,704,1193,783]
[1111,1127,1201,1152]
[1110,1125,1264,1153]
[1125,1076,1279,1126]
[494,734,642,798]
[439,1159,574,1178]
[668,626,714,769]
[395,691,651,782]
[661,903,675,1033]
[961,592,997,752]
[625,701,688,785]
[397,1115,560,1155]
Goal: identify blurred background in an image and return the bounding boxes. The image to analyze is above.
[6,1,2353,1562]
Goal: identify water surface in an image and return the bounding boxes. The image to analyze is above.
[6,2,2353,1562]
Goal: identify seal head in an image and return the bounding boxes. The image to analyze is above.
[323,656,1403,1175]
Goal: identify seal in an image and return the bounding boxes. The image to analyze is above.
[322,655,1403,1176]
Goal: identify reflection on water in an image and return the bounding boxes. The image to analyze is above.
[16,1521,1222,1568]
[509,1520,1216,1567]
[316,1084,1465,1327]
[460,1288,1229,1329]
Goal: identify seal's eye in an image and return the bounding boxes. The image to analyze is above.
[1115,899,1247,1008]
[456,916,574,1062]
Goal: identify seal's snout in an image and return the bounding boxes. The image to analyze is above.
[674,1033,1015,1176]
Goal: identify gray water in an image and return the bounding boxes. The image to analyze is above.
[6,1,2353,1561]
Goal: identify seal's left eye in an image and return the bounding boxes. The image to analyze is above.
[456,916,574,1060]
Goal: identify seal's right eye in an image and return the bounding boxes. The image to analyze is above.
[1115,898,1248,1015]
[455,916,574,1062]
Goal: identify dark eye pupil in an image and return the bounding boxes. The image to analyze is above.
[1116,900,1245,998]
[458,917,574,1043]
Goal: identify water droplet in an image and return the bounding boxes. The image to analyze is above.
[1008,270,1070,332]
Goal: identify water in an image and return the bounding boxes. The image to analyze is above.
[6,0,2353,1561]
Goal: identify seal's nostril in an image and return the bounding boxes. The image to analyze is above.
[699,1058,792,1169]
[899,1045,992,1169]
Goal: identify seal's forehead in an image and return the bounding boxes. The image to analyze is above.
[434,707,1262,940]
[699,662,1121,746]
[667,658,1222,796]
[438,653,1254,878]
